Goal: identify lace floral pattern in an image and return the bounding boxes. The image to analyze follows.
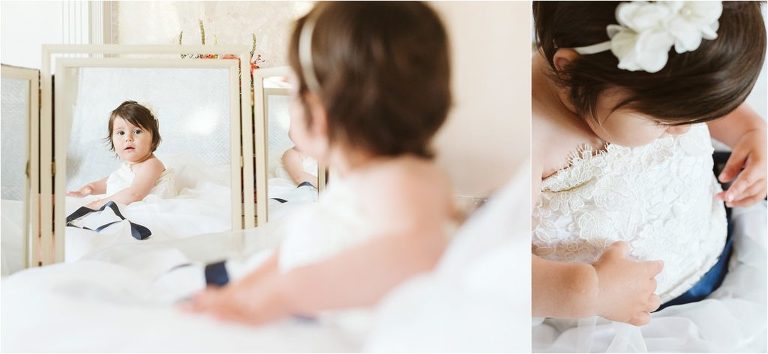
[533,124,727,302]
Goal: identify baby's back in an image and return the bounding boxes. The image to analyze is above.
[533,124,727,302]
[279,156,456,272]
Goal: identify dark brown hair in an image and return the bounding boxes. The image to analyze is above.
[288,2,451,158]
[534,1,766,125]
[106,100,161,152]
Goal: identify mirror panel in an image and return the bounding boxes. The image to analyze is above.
[1,66,35,275]
[56,61,241,262]
[259,73,321,222]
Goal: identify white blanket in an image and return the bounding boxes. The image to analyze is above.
[1,168,533,352]
[65,180,231,262]
[2,223,359,352]
[366,167,532,352]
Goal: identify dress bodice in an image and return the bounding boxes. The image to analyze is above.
[533,123,727,302]
[105,163,176,199]
[278,177,369,272]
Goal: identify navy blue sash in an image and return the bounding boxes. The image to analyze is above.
[65,200,152,240]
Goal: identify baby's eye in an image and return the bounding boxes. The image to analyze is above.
[116,131,125,136]
[134,129,142,134]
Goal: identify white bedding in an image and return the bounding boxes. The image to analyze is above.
[366,168,531,352]
[1,169,532,352]
[2,220,360,352]
[533,202,768,352]
[267,176,318,221]
[65,161,232,262]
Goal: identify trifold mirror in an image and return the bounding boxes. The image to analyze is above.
[7,47,328,270]
[41,45,254,265]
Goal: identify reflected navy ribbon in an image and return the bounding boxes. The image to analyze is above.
[65,200,152,240]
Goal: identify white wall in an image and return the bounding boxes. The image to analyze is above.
[1,1,64,69]
[114,1,531,198]
[1,1,530,199]
[114,1,312,67]
[432,2,531,197]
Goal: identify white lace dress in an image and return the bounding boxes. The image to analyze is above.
[533,124,768,352]
[533,123,727,302]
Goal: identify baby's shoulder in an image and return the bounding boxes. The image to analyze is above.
[132,156,166,176]
[534,113,603,179]
[356,157,452,217]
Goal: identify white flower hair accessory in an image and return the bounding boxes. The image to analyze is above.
[573,1,723,73]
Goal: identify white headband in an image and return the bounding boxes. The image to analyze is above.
[573,1,723,73]
[298,13,322,93]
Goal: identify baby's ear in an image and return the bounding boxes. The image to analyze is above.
[553,48,581,72]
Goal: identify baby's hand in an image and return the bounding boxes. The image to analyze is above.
[716,129,767,207]
[592,241,663,326]
[182,276,292,326]
[85,199,105,210]
[67,185,93,198]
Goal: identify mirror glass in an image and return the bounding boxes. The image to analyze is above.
[1,74,30,275]
[62,66,236,261]
[263,75,320,221]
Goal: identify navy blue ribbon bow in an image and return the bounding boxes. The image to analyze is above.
[65,200,152,240]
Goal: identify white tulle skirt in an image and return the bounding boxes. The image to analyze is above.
[533,202,767,352]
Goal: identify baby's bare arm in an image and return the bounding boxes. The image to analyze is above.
[187,160,451,324]
[532,164,599,318]
[532,161,663,325]
[533,255,599,318]
[533,244,663,325]
[285,163,451,312]
[287,229,445,313]
[282,148,317,186]
[67,176,108,197]
[103,157,164,205]
[708,103,765,147]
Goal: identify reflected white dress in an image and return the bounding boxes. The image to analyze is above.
[106,162,176,199]
[532,123,766,352]
[64,161,231,262]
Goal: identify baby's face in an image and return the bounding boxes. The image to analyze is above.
[112,117,153,163]
[287,72,328,161]
[587,90,691,147]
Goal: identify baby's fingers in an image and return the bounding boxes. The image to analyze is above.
[643,260,664,278]
[647,294,661,313]
[718,148,749,183]
[728,193,766,208]
[628,312,651,326]
[726,178,766,207]
[723,168,759,200]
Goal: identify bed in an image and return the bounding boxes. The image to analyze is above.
[64,156,233,262]
[1,169,531,352]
